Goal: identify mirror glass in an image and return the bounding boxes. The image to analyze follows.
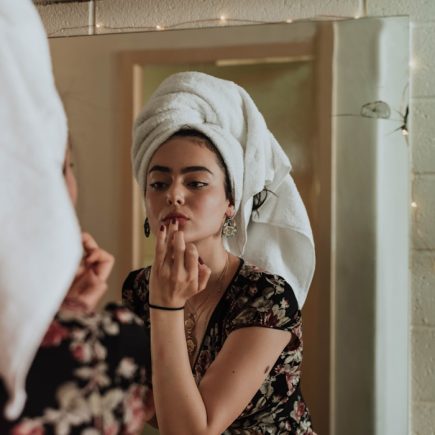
[49,17,409,435]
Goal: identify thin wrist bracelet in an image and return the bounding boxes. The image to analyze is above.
[147,296,184,311]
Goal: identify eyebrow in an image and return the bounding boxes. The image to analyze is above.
[148,165,213,175]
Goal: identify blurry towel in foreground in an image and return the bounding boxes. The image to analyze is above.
[0,0,81,417]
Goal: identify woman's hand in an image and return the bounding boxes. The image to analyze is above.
[149,219,211,307]
[61,232,115,313]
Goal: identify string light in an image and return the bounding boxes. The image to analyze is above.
[47,15,369,37]
[411,201,417,208]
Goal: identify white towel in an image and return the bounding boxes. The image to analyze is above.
[0,0,81,418]
[133,71,315,308]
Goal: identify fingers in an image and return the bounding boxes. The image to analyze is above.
[65,231,113,314]
[151,219,207,304]
[155,224,167,268]
[82,232,98,253]
[198,263,211,291]
[164,218,179,264]
[85,248,114,282]
[155,218,179,267]
[80,231,114,282]
[185,243,199,289]
[172,230,186,274]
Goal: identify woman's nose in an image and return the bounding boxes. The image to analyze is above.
[166,184,184,205]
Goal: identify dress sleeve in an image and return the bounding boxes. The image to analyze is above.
[122,268,149,323]
[227,271,301,334]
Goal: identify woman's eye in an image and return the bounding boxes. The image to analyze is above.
[149,182,167,191]
[188,181,208,189]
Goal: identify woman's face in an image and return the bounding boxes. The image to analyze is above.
[63,148,77,206]
[145,136,233,244]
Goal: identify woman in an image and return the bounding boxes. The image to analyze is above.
[123,72,316,434]
[0,147,152,435]
[0,2,151,432]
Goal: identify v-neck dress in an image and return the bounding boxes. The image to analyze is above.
[122,260,315,434]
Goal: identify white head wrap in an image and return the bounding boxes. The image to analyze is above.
[133,71,315,308]
[0,0,81,418]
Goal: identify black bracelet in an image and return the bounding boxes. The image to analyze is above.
[148,296,185,311]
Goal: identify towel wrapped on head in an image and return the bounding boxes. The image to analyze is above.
[133,71,315,308]
[0,0,81,419]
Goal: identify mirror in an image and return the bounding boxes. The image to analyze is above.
[49,17,409,435]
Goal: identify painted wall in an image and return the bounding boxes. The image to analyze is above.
[36,1,435,434]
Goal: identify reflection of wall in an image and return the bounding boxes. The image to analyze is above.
[40,1,435,433]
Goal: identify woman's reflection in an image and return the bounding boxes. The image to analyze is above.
[122,71,316,434]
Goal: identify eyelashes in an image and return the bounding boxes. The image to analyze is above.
[149,182,167,191]
[187,181,208,189]
[148,181,209,191]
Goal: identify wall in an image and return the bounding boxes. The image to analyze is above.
[36,1,435,434]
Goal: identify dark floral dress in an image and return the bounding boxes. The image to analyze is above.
[122,259,316,434]
[0,304,151,435]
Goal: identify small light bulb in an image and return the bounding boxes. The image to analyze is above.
[354,15,361,19]
[286,18,293,23]
[156,25,163,30]
[220,15,226,22]
[411,201,417,208]
[402,129,409,136]
[96,23,102,29]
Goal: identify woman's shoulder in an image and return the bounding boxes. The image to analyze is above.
[237,261,299,312]
[238,262,297,301]
[226,261,300,332]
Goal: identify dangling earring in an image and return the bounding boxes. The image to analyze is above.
[222,215,237,237]
[143,218,151,238]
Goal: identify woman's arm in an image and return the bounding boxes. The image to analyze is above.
[151,311,290,435]
[149,223,291,435]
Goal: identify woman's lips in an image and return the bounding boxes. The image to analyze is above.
[162,216,189,225]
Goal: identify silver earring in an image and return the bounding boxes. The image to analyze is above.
[222,216,237,237]
[144,218,150,238]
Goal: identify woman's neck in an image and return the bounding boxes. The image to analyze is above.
[196,239,228,275]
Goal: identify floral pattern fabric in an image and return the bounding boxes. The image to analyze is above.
[0,304,150,435]
[122,259,316,434]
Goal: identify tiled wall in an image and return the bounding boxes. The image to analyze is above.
[36,0,435,433]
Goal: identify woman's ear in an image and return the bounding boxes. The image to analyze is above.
[226,203,235,218]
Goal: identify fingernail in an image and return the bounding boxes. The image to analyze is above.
[172,218,176,225]
[160,225,164,231]
[198,257,204,265]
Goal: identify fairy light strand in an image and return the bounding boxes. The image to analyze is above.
[46,14,361,37]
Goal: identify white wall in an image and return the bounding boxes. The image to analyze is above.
[36,1,435,433]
